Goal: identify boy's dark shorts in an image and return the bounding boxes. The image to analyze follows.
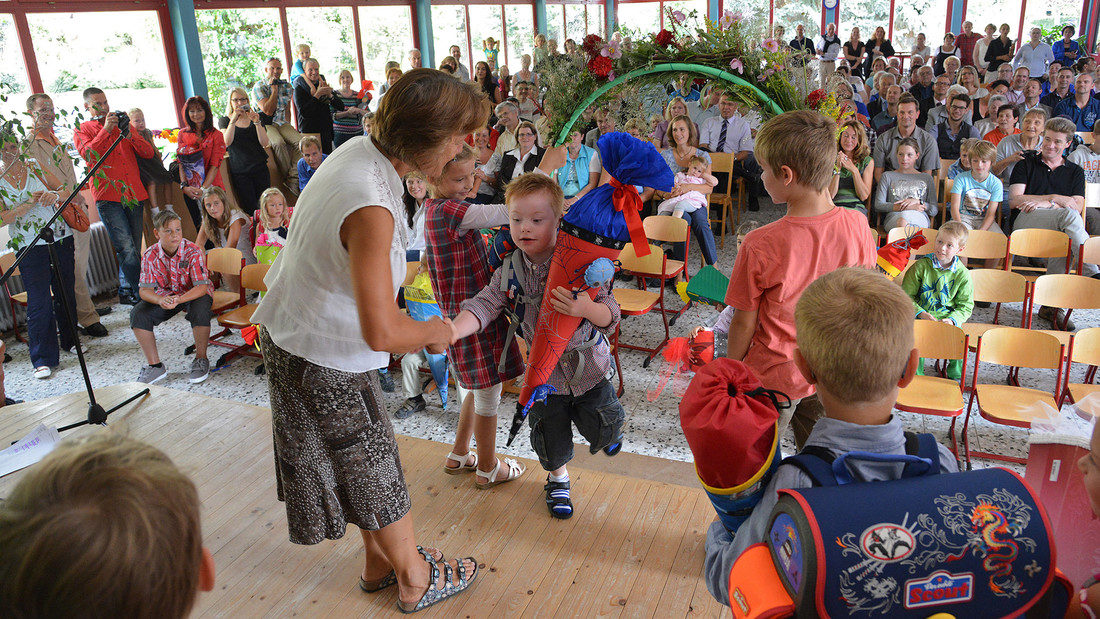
[527,378,625,471]
[130,295,214,331]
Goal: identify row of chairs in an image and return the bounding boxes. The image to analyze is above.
[194,248,269,371]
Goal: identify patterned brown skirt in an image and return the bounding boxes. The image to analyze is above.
[260,328,411,545]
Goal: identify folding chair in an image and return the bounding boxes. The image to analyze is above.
[210,263,270,369]
[191,248,246,356]
[962,327,1064,466]
[1027,273,1100,347]
[0,252,27,343]
[706,152,741,248]
[895,320,968,458]
[1059,327,1100,418]
[938,178,953,226]
[642,215,692,326]
[611,243,670,381]
[1005,228,1071,281]
[960,269,1029,349]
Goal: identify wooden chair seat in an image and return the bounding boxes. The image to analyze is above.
[1068,384,1100,418]
[11,291,27,305]
[211,290,241,313]
[613,288,660,315]
[896,376,965,416]
[664,258,685,279]
[217,303,258,329]
[974,384,1058,428]
[1035,329,1073,350]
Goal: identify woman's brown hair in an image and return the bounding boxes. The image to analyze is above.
[838,118,870,162]
[374,68,489,174]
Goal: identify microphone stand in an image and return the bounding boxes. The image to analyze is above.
[0,128,149,432]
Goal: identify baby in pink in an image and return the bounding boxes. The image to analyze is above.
[656,157,718,218]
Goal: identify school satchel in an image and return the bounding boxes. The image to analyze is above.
[728,455,1073,619]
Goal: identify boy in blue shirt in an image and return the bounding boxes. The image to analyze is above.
[950,139,1004,236]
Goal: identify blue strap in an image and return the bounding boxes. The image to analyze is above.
[780,432,940,487]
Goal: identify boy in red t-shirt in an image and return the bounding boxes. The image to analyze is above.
[724,110,877,449]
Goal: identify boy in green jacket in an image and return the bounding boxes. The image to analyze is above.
[901,221,974,380]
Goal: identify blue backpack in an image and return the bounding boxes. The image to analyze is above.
[727,438,1073,618]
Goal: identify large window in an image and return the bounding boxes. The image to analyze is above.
[195,8,282,121]
[1023,0,1079,37]
[431,5,466,68]
[546,3,565,48]
[0,14,29,119]
[505,4,536,69]
[774,0,821,35]
[839,0,891,46]
[892,0,948,51]
[29,11,175,130]
[358,5,414,83]
[617,1,662,35]
[469,5,504,72]
[966,1,1024,43]
[286,7,356,82]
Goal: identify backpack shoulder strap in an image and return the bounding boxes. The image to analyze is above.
[780,446,839,487]
[903,431,942,477]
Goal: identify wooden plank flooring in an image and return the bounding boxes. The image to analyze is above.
[0,384,731,618]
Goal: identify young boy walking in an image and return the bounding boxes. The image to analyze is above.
[452,174,623,519]
[724,110,877,449]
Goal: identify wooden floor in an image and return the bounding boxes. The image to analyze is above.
[0,384,732,618]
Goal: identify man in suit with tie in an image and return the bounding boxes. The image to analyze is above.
[699,91,763,210]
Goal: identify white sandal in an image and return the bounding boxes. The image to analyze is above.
[476,457,526,489]
[33,366,51,379]
[443,451,478,475]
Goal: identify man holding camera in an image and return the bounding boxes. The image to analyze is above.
[73,87,156,307]
[252,57,301,194]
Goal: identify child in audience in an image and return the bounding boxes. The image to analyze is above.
[656,155,718,219]
[403,171,428,261]
[131,210,214,385]
[705,267,959,605]
[361,112,374,136]
[724,110,876,450]
[0,431,215,618]
[951,139,1004,234]
[453,173,624,519]
[946,138,976,180]
[195,186,254,292]
[128,107,175,217]
[1072,419,1100,618]
[254,187,291,265]
[290,43,310,83]
[875,137,938,229]
[419,143,524,489]
[901,221,974,379]
[296,135,326,193]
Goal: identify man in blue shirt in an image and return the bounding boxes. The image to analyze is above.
[1056,73,1100,131]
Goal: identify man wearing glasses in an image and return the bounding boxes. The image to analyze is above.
[929,93,976,159]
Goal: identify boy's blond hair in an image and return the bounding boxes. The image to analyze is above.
[938,221,969,245]
[968,139,996,162]
[0,432,204,618]
[505,173,565,218]
[298,134,321,152]
[795,267,914,404]
[754,110,837,192]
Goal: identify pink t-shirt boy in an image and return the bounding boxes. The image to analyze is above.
[724,111,876,449]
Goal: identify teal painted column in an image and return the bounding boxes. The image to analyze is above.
[535,0,548,35]
[708,0,720,22]
[948,0,964,35]
[606,0,616,34]
[416,0,435,68]
[166,0,207,100]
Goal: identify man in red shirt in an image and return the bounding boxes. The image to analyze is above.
[955,21,983,69]
[73,87,156,306]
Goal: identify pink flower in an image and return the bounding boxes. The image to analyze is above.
[672,10,686,23]
[600,39,623,59]
[729,58,744,74]
[608,70,616,81]
[718,10,742,30]
[762,38,780,53]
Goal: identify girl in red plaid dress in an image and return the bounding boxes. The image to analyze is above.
[422,144,526,488]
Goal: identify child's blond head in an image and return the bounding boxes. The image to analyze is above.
[505,173,565,218]
[968,139,996,163]
[796,267,914,404]
[0,432,205,618]
[259,187,289,230]
[937,220,969,246]
[153,208,181,231]
[754,110,838,192]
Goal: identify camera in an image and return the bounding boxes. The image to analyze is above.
[112,110,131,134]
[240,104,251,112]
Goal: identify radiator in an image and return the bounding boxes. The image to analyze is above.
[0,223,120,332]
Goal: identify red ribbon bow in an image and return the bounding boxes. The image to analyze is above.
[609,176,651,256]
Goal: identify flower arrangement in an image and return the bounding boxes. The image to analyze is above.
[539,7,810,143]
[157,128,180,143]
